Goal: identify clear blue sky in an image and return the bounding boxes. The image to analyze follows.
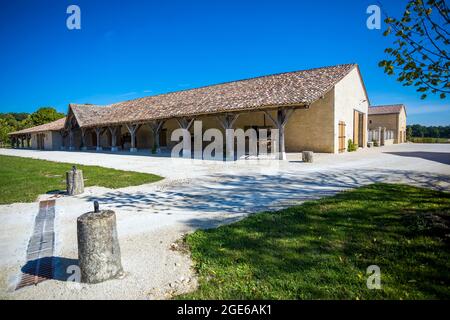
[0,0,448,125]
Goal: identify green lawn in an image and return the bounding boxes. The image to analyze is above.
[179,183,450,300]
[0,155,163,204]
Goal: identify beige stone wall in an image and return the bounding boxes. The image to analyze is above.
[398,108,407,143]
[51,131,63,149]
[100,129,110,147]
[28,131,63,150]
[165,118,182,148]
[368,109,407,144]
[234,111,275,129]
[136,125,152,149]
[333,68,369,153]
[163,111,279,152]
[285,90,335,153]
[43,132,52,149]
[368,114,398,131]
[84,129,96,147]
[30,134,37,149]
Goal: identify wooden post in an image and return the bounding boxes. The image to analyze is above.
[95,127,103,151]
[108,126,119,152]
[60,130,66,150]
[77,202,124,284]
[379,127,383,146]
[81,128,88,151]
[216,114,239,161]
[20,136,24,148]
[125,124,140,152]
[69,129,75,150]
[27,134,31,148]
[264,108,295,160]
[175,118,194,158]
[148,120,165,154]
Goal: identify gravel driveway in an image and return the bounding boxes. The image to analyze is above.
[0,143,449,299]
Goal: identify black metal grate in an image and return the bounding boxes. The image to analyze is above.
[16,200,56,290]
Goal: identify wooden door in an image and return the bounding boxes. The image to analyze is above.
[338,121,346,153]
[360,113,366,148]
[353,110,359,146]
[37,134,44,150]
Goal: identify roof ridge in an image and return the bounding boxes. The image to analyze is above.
[9,117,66,135]
[70,63,356,108]
[370,104,405,107]
[64,63,360,128]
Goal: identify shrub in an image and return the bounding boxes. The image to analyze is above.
[347,139,358,152]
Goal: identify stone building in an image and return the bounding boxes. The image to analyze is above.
[8,117,66,150]
[10,64,371,158]
[368,104,407,145]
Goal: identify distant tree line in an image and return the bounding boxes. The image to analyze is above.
[0,107,64,146]
[407,124,450,139]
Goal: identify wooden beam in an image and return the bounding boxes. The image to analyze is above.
[263,110,277,127]
[95,127,103,151]
[108,126,120,151]
[125,124,141,152]
[69,129,74,150]
[80,128,88,150]
[216,113,240,130]
[148,120,165,153]
[176,117,194,130]
[264,108,295,160]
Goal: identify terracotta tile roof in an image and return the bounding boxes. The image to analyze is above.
[369,104,405,115]
[9,117,66,136]
[70,64,358,128]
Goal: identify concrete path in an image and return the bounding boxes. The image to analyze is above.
[0,143,449,299]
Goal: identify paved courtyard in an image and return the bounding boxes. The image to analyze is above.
[0,143,449,299]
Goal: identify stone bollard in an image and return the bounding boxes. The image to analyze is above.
[66,166,84,195]
[77,202,124,284]
[302,151,314,163]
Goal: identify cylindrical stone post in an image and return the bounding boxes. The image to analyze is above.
[66,167,84,195]
[77,209,124,283]
[302,151,314,163]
